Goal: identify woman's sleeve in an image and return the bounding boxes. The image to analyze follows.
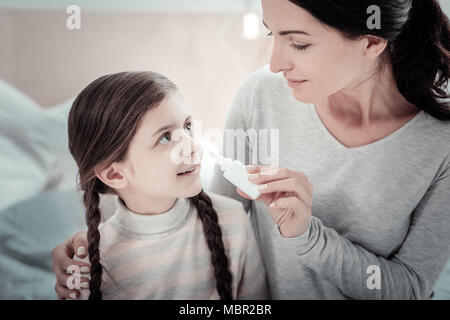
[206,80,254,214]
[279,163,450,299]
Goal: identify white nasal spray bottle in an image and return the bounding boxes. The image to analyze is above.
[211,152,261,200]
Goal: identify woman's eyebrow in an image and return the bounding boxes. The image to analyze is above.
[152,115,192,137]
[262,20,311,36]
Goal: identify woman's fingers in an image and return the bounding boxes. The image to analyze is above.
[54,263,71,287]
[72,230,89,259]
[248,167,291,184]
[54,283,81,300]
[258,178,313,207]
[247,166,312,195]
[51,235,92,298]
[246,164,279,174]
[245,164,314,238]
[269,196,304,210]
[53,249,90,300]
[236,187,274,205]
[52,242,91,274]
[54,262,90,285]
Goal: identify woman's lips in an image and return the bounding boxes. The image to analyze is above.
[287,79,308,88]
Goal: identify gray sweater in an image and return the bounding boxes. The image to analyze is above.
[207,65,450,299]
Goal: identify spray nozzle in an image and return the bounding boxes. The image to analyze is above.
[200,139,232,171]
[199,138,261,200]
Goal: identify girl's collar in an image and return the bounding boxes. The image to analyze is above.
[109,196,193,238]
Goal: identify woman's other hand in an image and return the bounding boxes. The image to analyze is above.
[51,230,91,299]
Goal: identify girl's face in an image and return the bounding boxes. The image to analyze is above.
[262,0,378,103]
[112,91,203,206]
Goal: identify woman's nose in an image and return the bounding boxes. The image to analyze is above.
[269,39,293,74]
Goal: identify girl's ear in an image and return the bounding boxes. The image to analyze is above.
[95,163,128,190]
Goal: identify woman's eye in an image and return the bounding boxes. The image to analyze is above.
[159,132,171,145]
[266,31,273,37]
[290,43,310,51]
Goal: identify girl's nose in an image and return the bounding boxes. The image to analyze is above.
[179,132,202,163]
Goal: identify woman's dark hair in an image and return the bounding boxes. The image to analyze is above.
[68,71,232,300]
[289,0,450,120]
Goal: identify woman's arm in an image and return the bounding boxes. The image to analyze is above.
[277,163,450,299]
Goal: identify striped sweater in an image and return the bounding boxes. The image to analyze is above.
[95,192,269,300]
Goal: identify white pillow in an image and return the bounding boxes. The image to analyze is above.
[43,97,79,192]
[0,189,86,299]
[0,79,60,211]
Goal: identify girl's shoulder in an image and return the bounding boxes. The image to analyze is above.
[205,192,255,259]
[205,192,252,231]
[207,190,245,208]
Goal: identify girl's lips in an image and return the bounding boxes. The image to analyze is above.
[177,165,201,177]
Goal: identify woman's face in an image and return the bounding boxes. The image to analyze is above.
[262,0,373,103]
[119,91,203,201]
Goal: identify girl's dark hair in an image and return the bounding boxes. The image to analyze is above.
[289,0,450,120]
[68,71,232,300]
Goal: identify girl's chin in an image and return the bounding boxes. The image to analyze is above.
[180,181,203,198]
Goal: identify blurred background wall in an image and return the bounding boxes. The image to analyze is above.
[0,0,272,132]
[1,0,449,132]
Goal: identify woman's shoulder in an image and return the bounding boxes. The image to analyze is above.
[419,111,450,154]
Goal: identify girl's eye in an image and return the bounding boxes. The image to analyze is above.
[158,122,192,145]
[184,122,192,134]
[290,43,310,51]
[266,31,273,36]
[159,132,171,145]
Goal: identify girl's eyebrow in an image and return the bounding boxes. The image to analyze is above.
[152,115,192,138]
[262,20,311,36]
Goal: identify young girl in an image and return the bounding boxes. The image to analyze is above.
[67,71,268,300]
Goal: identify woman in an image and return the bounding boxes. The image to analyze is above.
[52,0,450,299]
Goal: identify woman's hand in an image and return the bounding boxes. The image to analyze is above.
[236,165,314,238]
[51,230,91,299]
